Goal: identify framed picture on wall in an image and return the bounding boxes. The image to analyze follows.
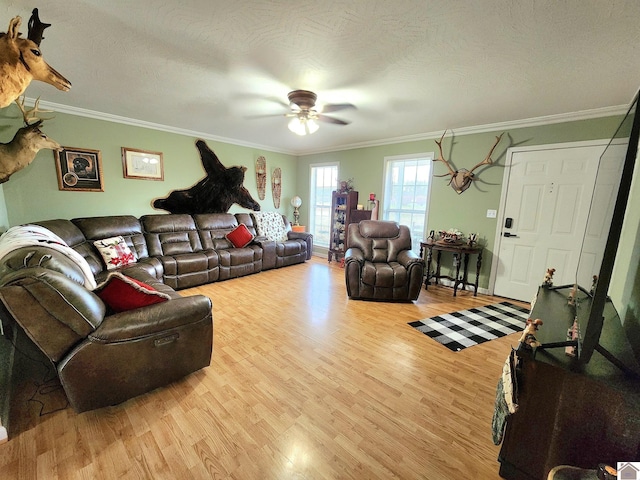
[121,147,164,181]
[54,147,104,192]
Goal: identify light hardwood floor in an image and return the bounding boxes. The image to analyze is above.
[0,257,530,479]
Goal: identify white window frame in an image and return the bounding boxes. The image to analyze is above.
[309,162,339,249]
[381,152,434,252]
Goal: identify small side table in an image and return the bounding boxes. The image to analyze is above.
[291,225,306,233]
[420,241,483,296]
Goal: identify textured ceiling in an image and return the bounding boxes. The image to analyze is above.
[3,0,640,155]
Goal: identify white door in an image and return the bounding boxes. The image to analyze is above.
[493,143,621,302]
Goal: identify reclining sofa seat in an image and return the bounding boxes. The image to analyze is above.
[30,217,165,286]
[193,213,262,280]
[236,213,311,269]
[344,220,424,302]
[141,214,221,290]
[0,244,213,413]
[69,216,165,283]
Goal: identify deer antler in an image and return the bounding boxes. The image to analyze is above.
[15,96,53,125]
[465,132,505,178]
[433,130,457,178]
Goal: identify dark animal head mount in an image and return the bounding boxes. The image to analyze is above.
[152,139,260,214]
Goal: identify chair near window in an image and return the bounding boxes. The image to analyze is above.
[344,220,424,302]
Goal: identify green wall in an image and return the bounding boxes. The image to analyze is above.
[0,104,298,226]
[0,102,631,294]
[297,116,625,290]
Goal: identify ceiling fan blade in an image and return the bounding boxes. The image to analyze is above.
[245,113,287,120]
[317,114,350,126]
[321,103,356,113]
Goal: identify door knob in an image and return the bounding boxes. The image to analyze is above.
[503,232,519,238]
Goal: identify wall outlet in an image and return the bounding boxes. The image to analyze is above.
[487,209,497,218]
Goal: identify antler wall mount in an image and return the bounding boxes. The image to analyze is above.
[433,130,505,194]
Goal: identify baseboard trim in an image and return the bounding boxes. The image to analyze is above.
[427,278,490,296]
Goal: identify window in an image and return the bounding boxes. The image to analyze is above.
[310,163,338,248]
[382,154,433,252]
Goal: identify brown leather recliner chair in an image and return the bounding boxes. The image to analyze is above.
[344,220,424,302]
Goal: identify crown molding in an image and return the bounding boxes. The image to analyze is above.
[301,104,627,155]
[24,98,295,156]
[26,97,626,158]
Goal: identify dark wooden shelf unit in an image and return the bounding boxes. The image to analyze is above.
[328,191,358,263]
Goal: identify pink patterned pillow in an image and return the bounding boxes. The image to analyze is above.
[93,236,137,270]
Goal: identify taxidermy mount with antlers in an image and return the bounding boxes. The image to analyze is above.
[433,130,504,194]
[0,97,62,183]
[0,8,71,108]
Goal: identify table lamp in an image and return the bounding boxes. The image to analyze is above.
[291,196,302,225]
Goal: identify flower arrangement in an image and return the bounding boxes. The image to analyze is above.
[338,178,354,193]
[438,228,464,244]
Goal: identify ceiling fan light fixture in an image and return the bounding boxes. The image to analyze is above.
[288,116,319,136]
[306,118,319,134]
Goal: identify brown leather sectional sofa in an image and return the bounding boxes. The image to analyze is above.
[48,212,312,289]
[0,212,312,413]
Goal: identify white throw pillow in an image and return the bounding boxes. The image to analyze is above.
[93,236,137,270]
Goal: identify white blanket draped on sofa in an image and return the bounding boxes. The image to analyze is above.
[0,224,97,290]
[251,212,289,242]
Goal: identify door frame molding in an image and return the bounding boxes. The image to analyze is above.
[487,139,614,297]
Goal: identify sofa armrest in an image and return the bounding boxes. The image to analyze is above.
[0,268,107,363]
[287,231,313,260]
[252,238,276,269]
[397,250,423,269]
[345,247,364,266]
[90,294,212,343]
[287,231,311,240]
[344,247,365,298]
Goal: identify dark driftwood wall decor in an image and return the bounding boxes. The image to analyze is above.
[153,139,260,214]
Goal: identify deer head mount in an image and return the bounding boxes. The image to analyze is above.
[0,96,62,183]
[433,130,504,194]
[0,9,71,108]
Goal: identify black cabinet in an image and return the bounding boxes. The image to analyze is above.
[498,287,640,479]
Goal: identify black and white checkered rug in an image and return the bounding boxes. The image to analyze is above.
[408,302,530,352]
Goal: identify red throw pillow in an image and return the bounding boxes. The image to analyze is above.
[95,272,171,313]
[225,223,255,248]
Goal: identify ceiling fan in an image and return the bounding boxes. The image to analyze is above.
[284,90,354,136]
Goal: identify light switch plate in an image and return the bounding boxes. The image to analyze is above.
[487,209,497,218]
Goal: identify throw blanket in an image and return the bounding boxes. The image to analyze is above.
[252,212,289,242]
[0,225,97,290]
[491,348,519,445]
